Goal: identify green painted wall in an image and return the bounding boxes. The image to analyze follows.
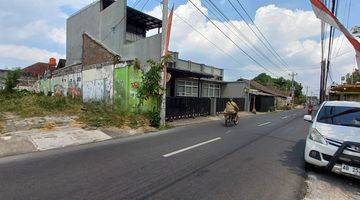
[114,65,156,112]
[39,79,52,95]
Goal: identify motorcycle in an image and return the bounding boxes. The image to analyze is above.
[225,113,239,126]
[307,105,313,115]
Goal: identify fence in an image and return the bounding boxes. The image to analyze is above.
[166,97,211,120]
[216,98,245,113]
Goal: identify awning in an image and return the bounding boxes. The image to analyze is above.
[249,89,274,96]
[167,67,214,79]
[331,85,360,93]
[127,7,162,30]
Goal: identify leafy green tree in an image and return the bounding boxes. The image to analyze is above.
[246,73,304,104]
[346,69,360,84]
[252,73,273,86]
[2,68,22,92]
[137,60,163,106]
[137,55,172,127]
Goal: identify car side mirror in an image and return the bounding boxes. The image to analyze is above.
[303,115,313,123]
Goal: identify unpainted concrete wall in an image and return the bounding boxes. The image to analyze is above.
[174,59,223,80]
[121,34,162,64]
[66,0,126,66]
[221,82,247,98]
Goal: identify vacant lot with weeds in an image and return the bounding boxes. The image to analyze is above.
[0,90,151,130]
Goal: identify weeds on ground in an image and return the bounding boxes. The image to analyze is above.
[0,90,82,117]
[78,102,149,129]
[0,90,153,129]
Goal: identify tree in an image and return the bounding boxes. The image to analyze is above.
[2,68,22,92]
[249,73,305,104]
[252,73,273,86]
[137,60,163,106]
[345,69,360,84]
[137,55,172,127]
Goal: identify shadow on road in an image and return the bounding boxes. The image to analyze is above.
[279,139,307,178]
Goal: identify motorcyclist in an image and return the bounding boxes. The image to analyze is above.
[307,101,313,115]
[224,99,240,123]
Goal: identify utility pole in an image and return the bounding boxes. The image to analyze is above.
[305,86,309,102]
[160,0,168,126]
[289,72,297,107]
[319,0,336,103]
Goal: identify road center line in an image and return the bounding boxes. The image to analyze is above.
[257,122,271,127]
[162,137,222,158]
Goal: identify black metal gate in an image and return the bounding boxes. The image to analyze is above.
[250,95,275,112]
[216,98,245,113]
[166,97,211,120]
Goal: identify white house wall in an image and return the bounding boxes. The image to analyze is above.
[82,64,114,102]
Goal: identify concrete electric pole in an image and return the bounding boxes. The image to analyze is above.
[160,0,168,126]
[289,72,297,107]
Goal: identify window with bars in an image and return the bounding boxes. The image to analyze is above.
[176,80,198,97]
[202,83,220,97]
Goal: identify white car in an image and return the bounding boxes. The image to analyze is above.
[304,101,360,178]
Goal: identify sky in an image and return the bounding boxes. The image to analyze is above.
[0,0,359,95]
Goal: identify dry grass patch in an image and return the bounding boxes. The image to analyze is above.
[0,91,155,131]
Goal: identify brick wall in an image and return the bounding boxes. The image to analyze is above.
[82,33,118,66]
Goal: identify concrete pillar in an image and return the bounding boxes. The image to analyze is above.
[252,95,257,114]
[245,92,251,112]
[210,97,217,116]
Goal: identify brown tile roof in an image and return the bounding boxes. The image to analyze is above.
[23,62,56,77]
[249,80,289,98]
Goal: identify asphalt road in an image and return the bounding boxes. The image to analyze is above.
[0,109,309,200]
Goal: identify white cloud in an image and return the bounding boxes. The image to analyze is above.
[0,20,49,41]
[49,28,66,44]
[0,0,89,68]
[0,0,356,95]
[145,1,356,94]
[0,44,64,63]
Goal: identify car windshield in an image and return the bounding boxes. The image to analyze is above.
[317,106,360,128]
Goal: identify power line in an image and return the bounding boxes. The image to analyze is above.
[202,0,287,77]
[205,0,289,77]
[230,0,293,73]
[132,0,143,8]
[102,16,126,42]
[331,0,345,58]
[153,0,260,77]
[325,0,338,88]
[140,0,151,11]
[187,0,280,77]
[334,0,351,58]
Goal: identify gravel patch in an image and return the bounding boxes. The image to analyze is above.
[304,171,360,200]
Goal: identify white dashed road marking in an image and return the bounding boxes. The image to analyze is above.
[225,130,231,134]
[281,116,288,119]
[162,137,222,158]
[257,122,271,127]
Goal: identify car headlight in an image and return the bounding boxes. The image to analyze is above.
[309,128,327,145]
